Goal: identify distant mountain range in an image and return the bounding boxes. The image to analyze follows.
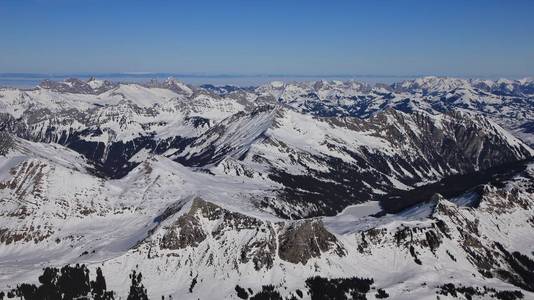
[0,76,533,299]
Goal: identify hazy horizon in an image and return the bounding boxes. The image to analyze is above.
[0,73,417,88]
[1,72,532,89]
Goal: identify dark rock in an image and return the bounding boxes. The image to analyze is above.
[278,219,345,264]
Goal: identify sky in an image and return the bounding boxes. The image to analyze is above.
[0,0,533,77]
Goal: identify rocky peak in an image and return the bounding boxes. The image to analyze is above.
[278,219,346,264]
[38,77,116,94]
[161,77,194,96]
[155,197,346,269]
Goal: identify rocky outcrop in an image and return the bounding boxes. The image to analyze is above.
[239,225,277,270]
[39,78,116,94]
[0,160,48,204]
[0,226,52,245]
[158,198,346,268]
[278,219,346,264]
[265,108,532,218]
[0,132,14,156]
[160,212,206,250]
[431,177,534,291]
[158,198,278,270]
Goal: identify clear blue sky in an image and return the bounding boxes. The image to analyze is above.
[1,0,533,77]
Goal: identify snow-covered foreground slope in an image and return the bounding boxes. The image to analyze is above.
[0,130,533,299]
[98,163,534,299]
[1,140,533,299]
[0,77,534,299]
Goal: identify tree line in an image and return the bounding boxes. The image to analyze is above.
[0,264,148,300]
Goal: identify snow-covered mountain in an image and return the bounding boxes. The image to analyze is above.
[0,77,533,299]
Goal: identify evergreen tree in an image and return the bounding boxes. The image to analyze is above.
[15,284,38,300]
[57,264,91,299]
[35,267,61,300]
[127,270,148,300]
[91,267,114,300]
[11,264,116,300]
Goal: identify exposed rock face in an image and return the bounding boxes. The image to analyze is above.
[239,225,276,270]
[156,198,345,268]
[350,169,534,293]
[278,219,346,264]
[160,212,206,250]
[0,160,48,203]
[0,132,14,156]
[409,110,532,170]
[158,198,278,270]
[160,198,273,251]
[0,226,52,245]
[355,217,446,264]
[259,108,532,218]
[433,194,534,291]
[38,78,116,94]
